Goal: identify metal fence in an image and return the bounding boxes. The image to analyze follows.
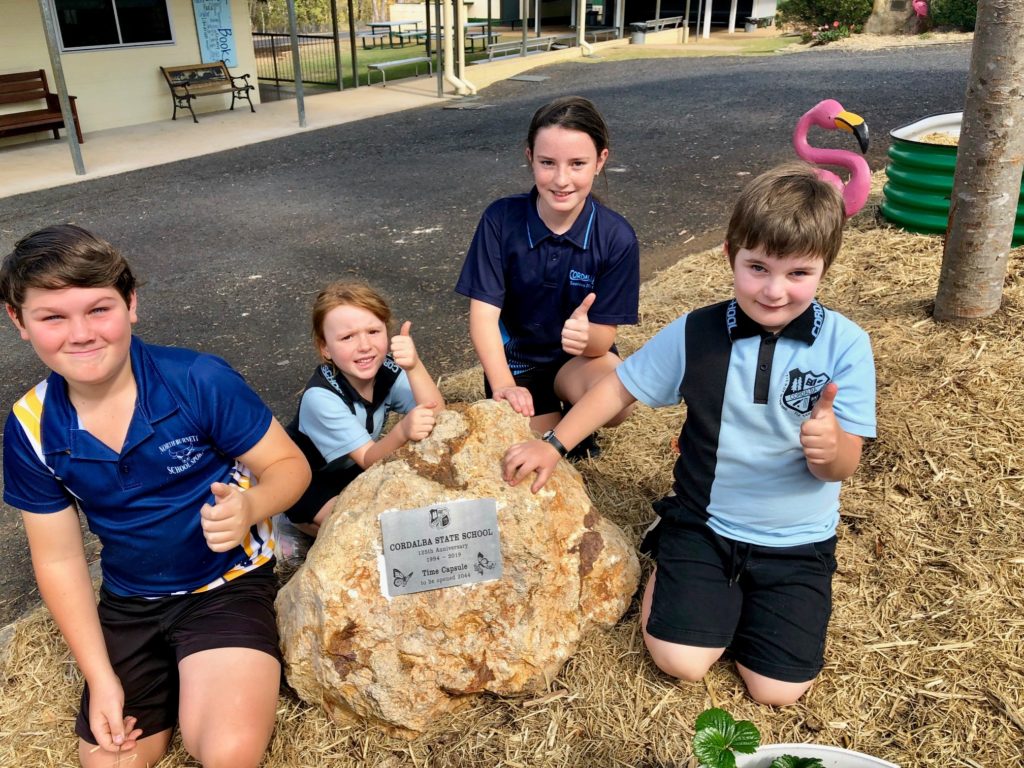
[252,32,342,88]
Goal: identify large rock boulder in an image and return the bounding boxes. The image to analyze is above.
[864,0,918,34]
[275,400,640,737]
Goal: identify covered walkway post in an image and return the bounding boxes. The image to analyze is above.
[36,0,85,175]
[330,0,343,89]
[347,0,359,88]
[286,0,307,127]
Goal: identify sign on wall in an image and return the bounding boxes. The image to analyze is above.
[192,0,237,67]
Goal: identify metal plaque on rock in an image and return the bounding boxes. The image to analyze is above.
[379,498,503,597]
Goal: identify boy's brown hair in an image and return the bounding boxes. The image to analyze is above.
[0,224,136,321]
[725,162,846,273]
[311,281,392,361]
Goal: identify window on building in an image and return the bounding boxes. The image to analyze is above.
[53,0,174,49]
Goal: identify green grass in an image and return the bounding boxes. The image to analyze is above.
[256,32,798,88]
[256,34,510,89]
[591,34,798,63]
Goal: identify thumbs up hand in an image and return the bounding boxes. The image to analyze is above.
[391,320,420,371]
[800,382,840,465]
[402,401,438,442]
[562,293,596,356]
[200,482,252,552]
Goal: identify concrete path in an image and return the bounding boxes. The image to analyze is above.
[0,28,781,200]
[0,41,971,625]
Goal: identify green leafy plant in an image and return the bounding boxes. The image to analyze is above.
[770,757,826,768]
[693,709,761,768]
[778,0,872,29]
[930,0,978,31]
[693,708,824,768]
[804,20,856,44]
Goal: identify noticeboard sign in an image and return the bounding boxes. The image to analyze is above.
[192,0,237,67]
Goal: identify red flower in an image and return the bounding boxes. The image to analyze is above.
[833,20,840,27]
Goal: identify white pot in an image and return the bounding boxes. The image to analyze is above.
[889,111,962,143]
[734,743,899,768]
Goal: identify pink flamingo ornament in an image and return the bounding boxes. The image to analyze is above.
[793,99,871,217]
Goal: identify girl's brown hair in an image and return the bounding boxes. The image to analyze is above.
[311,281,392,360]
[527,95,610,157]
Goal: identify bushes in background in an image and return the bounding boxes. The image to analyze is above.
[778,0,873,29]
[930,0,977,31]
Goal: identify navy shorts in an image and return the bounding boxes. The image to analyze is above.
[284,457,362,524]
[75,564,281,745]
[484,354,572,418]
[644,499,837,684]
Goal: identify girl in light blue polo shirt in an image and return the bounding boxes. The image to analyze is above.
[284,281,444,536]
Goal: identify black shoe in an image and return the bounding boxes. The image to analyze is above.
[566,433,601,462]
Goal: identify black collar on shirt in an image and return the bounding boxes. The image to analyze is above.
[725,299,823,345]
[525,186,596,250]
[317,356,401,433]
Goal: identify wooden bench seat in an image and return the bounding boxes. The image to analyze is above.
[366,56,433,86]
[0,69,83,144]
[160,60,254,124]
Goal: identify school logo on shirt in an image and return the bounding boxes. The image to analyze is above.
[781,368,831,416]
[159,435,205,474]
[568,269,595,290]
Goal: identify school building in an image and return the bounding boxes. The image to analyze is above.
[1,0,259,144]
[1,0,776,151]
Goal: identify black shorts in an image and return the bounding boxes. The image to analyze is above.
[283,457,362,524]
[484,354,573,417]
[644,499,837,684]
[75,564,281,745]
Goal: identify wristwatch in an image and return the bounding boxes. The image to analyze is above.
[541,429,568,458]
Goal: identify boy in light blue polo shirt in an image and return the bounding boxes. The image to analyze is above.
[503,163,876,706]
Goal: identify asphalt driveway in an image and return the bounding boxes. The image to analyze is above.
[0,42,971,625]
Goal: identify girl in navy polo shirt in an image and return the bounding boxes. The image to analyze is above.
[456,96,640,455]
[284,281,444,537]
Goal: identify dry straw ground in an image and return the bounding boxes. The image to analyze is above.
[2,179,1023,764]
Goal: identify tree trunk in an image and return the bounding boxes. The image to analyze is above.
[934,0,1024,321]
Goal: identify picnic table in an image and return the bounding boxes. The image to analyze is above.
[404,22,501,51]
[368,20,422,47]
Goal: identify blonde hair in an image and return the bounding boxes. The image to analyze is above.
[311,281,392,361]
[725,162,845,273]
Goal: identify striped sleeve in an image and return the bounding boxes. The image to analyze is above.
[3,383,75,513]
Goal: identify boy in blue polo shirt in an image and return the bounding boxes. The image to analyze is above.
[1,225,310,767]
[503,163,876,705]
